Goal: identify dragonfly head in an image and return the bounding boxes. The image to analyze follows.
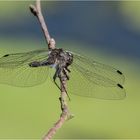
[66,51,73,66]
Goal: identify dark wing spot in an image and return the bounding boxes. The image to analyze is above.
[117,70,123,75]
[3,54,9,57]
[117,83,123,89]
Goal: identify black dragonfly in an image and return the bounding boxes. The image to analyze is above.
[0,48,126,100]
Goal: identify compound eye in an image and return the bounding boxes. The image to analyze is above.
[68,52,73,56]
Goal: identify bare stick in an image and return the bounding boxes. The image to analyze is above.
[29,1,73,140]
[29,0,55,49]
[42,80,73,140]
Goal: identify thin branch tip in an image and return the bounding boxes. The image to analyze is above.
[29,4,38,16]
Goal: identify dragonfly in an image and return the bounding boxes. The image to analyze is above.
[0,48,126,100]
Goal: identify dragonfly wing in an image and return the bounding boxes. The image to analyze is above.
[0,48,49,68]
[72,53,125,86]
[67,53,126,99]
[0,48,50,87]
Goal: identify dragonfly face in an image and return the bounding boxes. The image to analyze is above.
[0,48,126,100]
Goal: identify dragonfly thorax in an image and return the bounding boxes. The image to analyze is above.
[49,48,73,68]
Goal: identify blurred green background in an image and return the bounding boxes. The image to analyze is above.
[0,1,140,139]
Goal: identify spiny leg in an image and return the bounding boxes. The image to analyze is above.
[60,77,71,101]
[65,67,71,73]
[53,67,61,91]
[61,68,71,100]
[53,67,71,100]
[63,68,70,80]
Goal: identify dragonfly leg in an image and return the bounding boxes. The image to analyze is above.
[53,67,71,100]
[63,68,70,80]
[53,67,61,91]
[60,68,71,100]
[65,67,71,73]
[60,76,71,101]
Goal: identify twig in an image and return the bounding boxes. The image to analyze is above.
[29,0,55,49]
[29,1,73,140]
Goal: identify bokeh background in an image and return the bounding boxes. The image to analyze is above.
[0,1,140,139]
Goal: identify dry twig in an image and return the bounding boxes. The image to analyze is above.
[29,1,73,140]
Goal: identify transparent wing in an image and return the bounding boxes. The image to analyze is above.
[0,48,50,87]
[67,53,126,99]
[0,48,48,68]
